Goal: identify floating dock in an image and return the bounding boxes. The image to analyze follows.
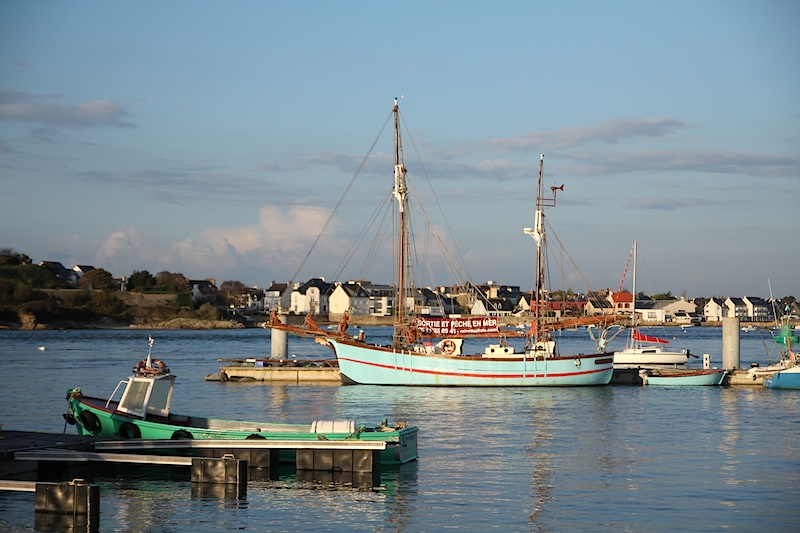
[210,364,771,386]
[1,427,386,525]
[206,358,341,382]
[1,430,384,478]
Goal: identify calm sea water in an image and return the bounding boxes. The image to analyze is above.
[1,327,798,532]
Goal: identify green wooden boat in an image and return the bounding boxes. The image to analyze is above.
[65,337,418,465]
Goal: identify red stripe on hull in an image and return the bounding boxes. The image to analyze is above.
[338,357,612,379]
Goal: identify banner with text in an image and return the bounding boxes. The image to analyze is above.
[415,317,499,337]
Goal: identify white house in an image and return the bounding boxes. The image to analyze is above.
[661,298,697,323]
[264,282,289,311]
[360,282,395,316]
[703,298,726,321]
[724,297,748,320]
[290,278,332,315]
[328,282,371,317]
[743,296,771,322]
[471,298,514,317]
[72,264,95,285]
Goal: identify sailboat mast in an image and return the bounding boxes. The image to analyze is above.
[534,155,545,338]
[524,154,561,343]
[631,241,637,330]
[392,98,410,346]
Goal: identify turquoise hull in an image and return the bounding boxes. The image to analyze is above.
[763,368,800,389]
[67,393,418,465]
[643,369,727,386]
[330,340,614,386]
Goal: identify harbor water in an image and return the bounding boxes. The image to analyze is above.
[1,327,798,532]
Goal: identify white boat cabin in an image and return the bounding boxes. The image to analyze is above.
[111,373,176,420]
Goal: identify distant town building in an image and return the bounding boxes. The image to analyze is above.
[704,298,726,322]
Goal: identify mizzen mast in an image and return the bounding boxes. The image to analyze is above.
[524,154,562,344]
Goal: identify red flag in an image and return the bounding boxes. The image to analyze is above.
[632,329,669,344]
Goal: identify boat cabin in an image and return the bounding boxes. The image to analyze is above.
[112,373,176,420]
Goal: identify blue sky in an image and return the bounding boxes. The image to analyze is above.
[1,0,798,298]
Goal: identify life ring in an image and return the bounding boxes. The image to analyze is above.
[171,429,194,440]
[441,340,456,355]
[79,411,102,433]
[119,422,141,439]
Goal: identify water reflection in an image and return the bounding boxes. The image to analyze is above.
[3,329,799,532]
[33,513,99,533]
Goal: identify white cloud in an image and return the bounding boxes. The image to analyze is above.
[0,89,135,128]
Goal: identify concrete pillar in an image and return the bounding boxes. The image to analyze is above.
[34,479,99,517]
[271,313,289,358]
[722,317,740,370]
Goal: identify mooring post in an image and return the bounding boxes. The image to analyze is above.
[191,454,248,495]
[272,313,289,358]
[211,445,279,469]
[722,317,741,370]
[34,478,99,517]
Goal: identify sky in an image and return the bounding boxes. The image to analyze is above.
[1,0,798,299]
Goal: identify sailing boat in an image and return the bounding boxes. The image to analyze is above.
[747,303,800,385]
[311,100,615,386]
[612,241,691,366]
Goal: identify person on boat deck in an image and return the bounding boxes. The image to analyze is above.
[303,313,320,331]
[338,311,349,336]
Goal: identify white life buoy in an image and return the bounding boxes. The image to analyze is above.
[441,340,456,354]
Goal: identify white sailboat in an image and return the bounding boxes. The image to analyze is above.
[612,241,691,367]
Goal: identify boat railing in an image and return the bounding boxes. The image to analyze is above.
[105,379,130,409]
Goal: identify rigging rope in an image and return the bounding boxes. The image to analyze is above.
[285,109,394,290]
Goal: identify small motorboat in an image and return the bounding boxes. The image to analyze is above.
[64,336,418,465]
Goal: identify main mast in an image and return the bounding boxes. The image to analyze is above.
[392,98,410,348]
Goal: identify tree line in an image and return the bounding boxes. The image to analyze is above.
[0,248,252,328]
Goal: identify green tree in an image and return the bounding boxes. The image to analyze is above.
[693,296,707,310]
[128,270,156,291]
[652,291,674,300]
[155,271,189,293]
[0,249,32,266]
[197,302,220,320]
[88,291,127,317]
[218,280,249,307]
[79,268,116,290]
